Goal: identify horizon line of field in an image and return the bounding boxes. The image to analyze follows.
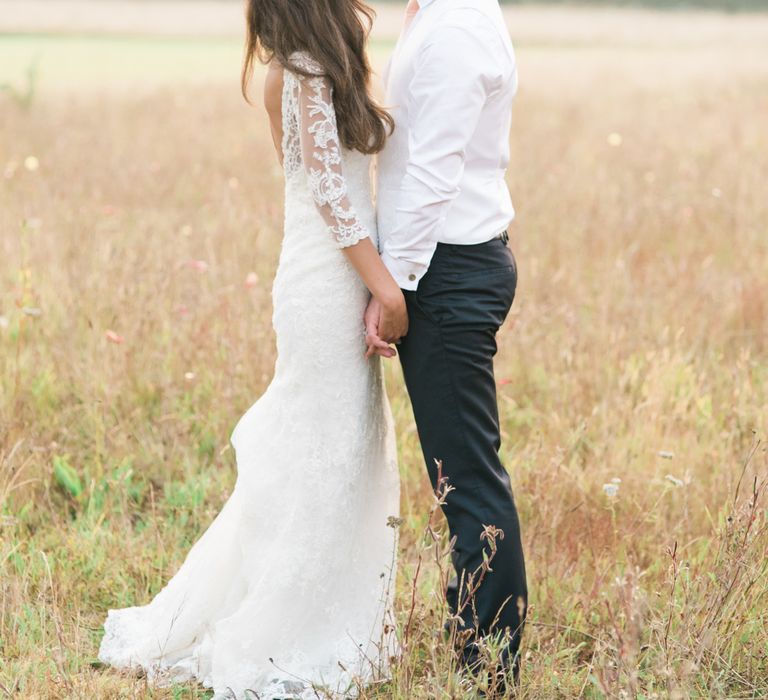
[1,30,754,51]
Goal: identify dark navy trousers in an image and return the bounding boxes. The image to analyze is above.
[398,236,528,678]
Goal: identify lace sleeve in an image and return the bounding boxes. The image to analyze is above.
[291,54,370,249]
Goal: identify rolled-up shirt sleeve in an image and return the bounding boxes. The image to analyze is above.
[381,14,503,290]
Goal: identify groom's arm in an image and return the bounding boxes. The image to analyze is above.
[381,12,504,291]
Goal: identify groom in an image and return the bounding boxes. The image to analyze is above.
[366,0,528,687]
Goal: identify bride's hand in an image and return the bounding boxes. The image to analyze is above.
[364,296,406,359]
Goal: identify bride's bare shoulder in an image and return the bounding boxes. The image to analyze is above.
[263,60,285,165]
[264,59,284,117]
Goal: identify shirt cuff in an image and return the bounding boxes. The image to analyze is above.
[380,251,429,291]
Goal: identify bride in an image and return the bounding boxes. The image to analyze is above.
[97,1,405,697]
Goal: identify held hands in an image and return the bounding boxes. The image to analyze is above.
[339,237,408,359]
[364,292,408,359]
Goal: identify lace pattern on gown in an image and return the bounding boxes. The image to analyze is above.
[282,51,369,248]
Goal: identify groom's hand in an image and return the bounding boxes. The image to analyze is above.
[378,289,409,343]
[364,297,397,359]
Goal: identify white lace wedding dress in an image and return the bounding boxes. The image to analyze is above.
[97,52,401,699]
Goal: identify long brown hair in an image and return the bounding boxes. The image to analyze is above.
[242,0,393,155]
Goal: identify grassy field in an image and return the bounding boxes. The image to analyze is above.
[2,4,768,698]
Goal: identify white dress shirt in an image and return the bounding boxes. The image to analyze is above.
[376,0,518,290]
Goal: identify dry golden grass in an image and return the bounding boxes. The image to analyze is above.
[1,4,767,698]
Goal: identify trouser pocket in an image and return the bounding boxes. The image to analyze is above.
[415,260,517,330]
